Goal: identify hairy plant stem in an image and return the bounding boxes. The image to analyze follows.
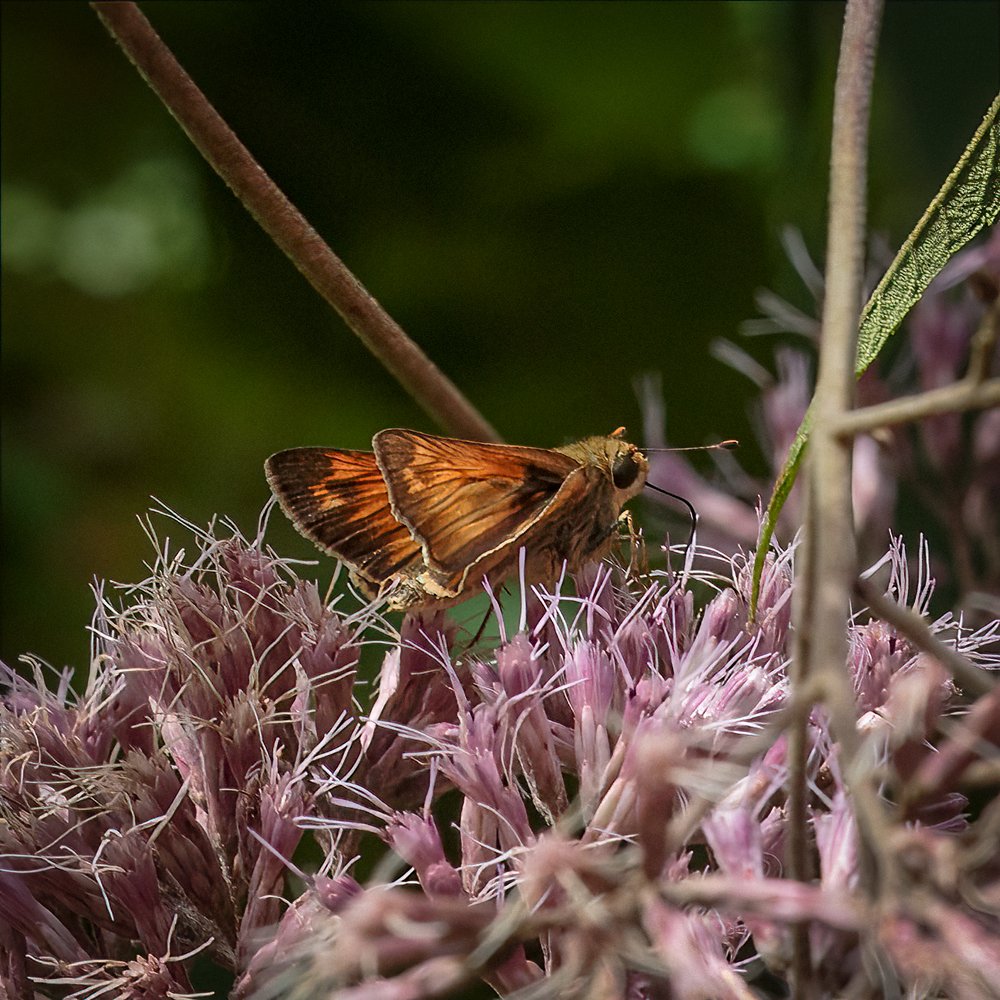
[91,2,499,444]
[789,2,887,996]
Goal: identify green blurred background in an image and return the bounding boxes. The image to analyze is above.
[3,1,997,673]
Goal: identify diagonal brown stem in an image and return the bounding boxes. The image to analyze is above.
[855,579,996,697]
[91,2,500,444]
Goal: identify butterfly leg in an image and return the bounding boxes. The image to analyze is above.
[457,582,510,653]
[616,510,647,577]
[467,605,494,648]
[588,512,645,579]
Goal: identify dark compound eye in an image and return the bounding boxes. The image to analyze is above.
[612,452,640,490]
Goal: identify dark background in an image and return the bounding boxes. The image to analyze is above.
[3,1,997,672]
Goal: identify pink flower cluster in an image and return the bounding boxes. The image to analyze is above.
[3,515,998,998]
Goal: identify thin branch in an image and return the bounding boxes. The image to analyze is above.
[831,378,1000,438]
[835,299,999,437]
[854,579,996,698]
[91,2,500,444]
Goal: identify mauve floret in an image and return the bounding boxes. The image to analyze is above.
[621,672,670,734]
[664,601,786,739]
[684,588,745,662]
[385,812,463,897]
[628,722,686,876]
[703,806,765,882]
[563,638,618,726]
[235,873,362,996]
[240,765,313,953]
[645,582,696,675]
[0,869,91,964]
[45,952,197,1000]
[488,632,569,821]
[314,888,495,983]
[361,612,462,812]
[563,638,619,813]
[735,548,794,656]
[814,791,858,893]
[643,898,757,1000]
[425,701,534,892]
[850,617,909,712]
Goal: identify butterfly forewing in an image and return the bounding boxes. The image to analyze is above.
[265,448,422,584]
[373,430,581,582]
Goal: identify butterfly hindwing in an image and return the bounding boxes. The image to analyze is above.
[372,429,583,586]
[264,448,422,585]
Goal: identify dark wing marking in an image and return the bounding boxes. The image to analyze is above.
[265,448,422,584]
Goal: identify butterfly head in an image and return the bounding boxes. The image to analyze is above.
[561,430,648,501]
[609,439,648,501]
[611,442,647,491]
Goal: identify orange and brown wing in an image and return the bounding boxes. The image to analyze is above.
[372,429,582,588]
[265,448,422,585]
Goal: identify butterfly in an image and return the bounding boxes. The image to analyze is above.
[264,427,649,611]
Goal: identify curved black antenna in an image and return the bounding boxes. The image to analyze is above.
[637,439,733,572]
[644,481,698,572]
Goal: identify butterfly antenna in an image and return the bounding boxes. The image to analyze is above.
[642,438,739,453]
[644,482,698,572]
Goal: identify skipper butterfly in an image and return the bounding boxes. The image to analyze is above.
[265,428,649,610]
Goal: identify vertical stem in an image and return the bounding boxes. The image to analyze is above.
[811,0,881,659]
[790,0,886,995]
